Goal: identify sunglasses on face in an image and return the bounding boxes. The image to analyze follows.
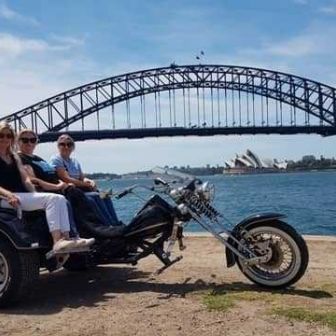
[0,133,13,139]
[58,142,74,148]
[20,137,38,144]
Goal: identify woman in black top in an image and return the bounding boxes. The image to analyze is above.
[0,122,90,252]
[17,129,107,238]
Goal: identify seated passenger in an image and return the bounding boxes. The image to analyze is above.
[50,134,119,227]
[16,129,106,237]
[0,122,93,252]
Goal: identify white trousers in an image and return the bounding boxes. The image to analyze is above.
[1,192,70,233]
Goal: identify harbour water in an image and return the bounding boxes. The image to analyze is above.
[97,171,336,236]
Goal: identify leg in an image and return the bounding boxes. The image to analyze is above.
[2,192,71,247]
[102,197,120,225]
[66,200,79,238]
[85,192,114,226]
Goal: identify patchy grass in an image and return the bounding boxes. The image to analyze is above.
[203,289,275,312]
[202,283,335,317]
[272,307,336,331]
[203,292,235,312]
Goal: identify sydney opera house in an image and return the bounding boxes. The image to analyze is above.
[224,149,288,174]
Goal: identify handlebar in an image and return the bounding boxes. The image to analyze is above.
[115,184,156,199]
[115,189,131,199]
[114,178,203,201]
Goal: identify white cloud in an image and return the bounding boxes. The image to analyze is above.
[0,31,95,114]
[0,2,39,26]
[0,33,86,60]
[265,36,317,57]
[0,33,50,57]
[262,24,336,58]
[293,0,308,5]
[319,5,336,15]
[50,34,86,47]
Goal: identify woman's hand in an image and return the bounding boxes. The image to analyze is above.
[30,177,40,186]
[83,178,96,190]
[57,181,69,192]
[7,193,21,208]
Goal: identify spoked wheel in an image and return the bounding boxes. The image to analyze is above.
[0,251,9,294]
[236,221,309,289]
[0,240,40,307]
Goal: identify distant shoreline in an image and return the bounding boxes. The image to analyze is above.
[88,168,336,180]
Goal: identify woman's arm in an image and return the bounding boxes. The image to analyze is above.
[56,167,94,190]
[0,186,21,208]
[23,165,67,192]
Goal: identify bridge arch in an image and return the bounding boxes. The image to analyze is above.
[1,64,336,142]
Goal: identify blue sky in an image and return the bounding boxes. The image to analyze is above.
[0,0,336,173]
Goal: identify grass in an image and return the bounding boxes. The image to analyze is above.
[203,289,275,312]
[202,284,336,331]
[203,293,235,312]
[272,307,336,331]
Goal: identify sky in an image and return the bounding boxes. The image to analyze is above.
[0,0,336,173]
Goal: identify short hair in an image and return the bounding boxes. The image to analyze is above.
[17,129,37,139]
[57,134,75,146]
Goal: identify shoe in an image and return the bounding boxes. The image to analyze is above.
[73,237,95,247]
[53,238,77,252]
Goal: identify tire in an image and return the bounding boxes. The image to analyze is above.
[63,254,92,272]
[236,220,309,289]
[0,240,40,307]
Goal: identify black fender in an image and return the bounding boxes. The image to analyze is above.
[0,209,48,250]
[226,213,286,267]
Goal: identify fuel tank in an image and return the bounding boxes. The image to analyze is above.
[124,195,174,239]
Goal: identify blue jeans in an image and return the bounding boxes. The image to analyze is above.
[66,200,79,237]
[85,192,119,226]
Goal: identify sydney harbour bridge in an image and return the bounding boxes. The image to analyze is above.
[1,64,336,143]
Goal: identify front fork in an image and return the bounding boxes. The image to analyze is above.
[166,219,186,256]
[226,229,271,268]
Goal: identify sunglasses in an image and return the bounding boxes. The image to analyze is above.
[20,137,38,144]
[58,142,74,148]
[0,133,14,139]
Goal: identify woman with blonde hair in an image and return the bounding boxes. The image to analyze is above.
[0,122,87,252]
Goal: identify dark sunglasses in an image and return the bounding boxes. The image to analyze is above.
[58,142,74,148]
[0,133,14,139]
[19,137,38,144]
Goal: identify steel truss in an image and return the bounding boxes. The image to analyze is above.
[1,65,336,142]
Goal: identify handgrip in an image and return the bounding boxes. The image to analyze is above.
[116,189,129,199]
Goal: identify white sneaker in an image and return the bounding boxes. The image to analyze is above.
[53,238,77,252]
[73,237,95,247]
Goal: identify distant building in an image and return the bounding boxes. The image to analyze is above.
[302,155,316,162]
[224,149,287,174]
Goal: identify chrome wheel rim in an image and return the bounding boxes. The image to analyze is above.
[240,227,301,286]
[0,252,9,293]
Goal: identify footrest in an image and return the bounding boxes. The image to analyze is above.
[153,255,183,276]
[46,246,91,260]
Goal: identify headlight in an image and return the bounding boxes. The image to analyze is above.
[198,181,215,201]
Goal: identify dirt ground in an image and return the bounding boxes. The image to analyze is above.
[1,235,336,336]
